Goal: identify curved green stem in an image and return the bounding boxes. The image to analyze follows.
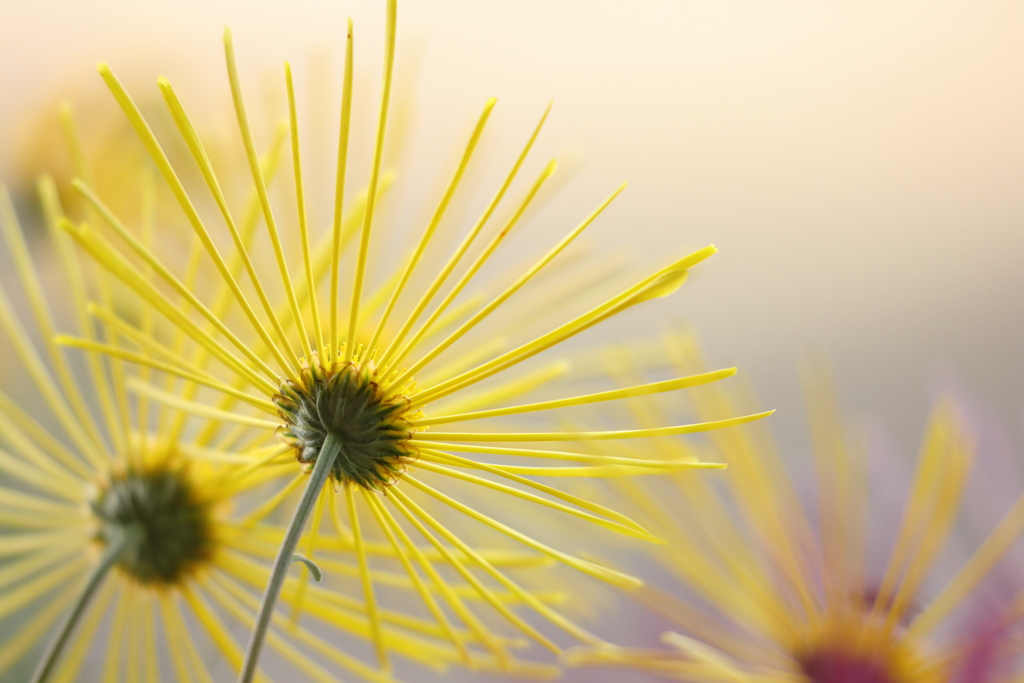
[238,432,339,683]
[30,527,136,683]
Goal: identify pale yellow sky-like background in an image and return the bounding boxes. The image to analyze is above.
[2,1,1024,680]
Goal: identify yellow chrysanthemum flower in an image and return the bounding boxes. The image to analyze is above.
[53,2,771,679]
[563,337,1024,682]
[0,175,587,682]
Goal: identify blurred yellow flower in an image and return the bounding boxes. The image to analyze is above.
[52,0,771,679]
[563,337,1024,682]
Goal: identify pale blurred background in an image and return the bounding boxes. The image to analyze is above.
[2,0,1023,681]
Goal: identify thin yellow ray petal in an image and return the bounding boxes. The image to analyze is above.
[0,532,83,558]
[404,475,638,589]
[303,554,563,604]
[409,440,699,468]
[387,160,565,382]
[473,657,562,680]
[205,572,400,683]
[367,98,496,355]
[212,550,461,667]
[0,545,82,596]
[327,484,354,542]
[63,328,274,413]
[127,588,144,683]
[222,461,295,496]
[209,574,398,683]
[102,583,129,683]
[0,280,104,470]
[221,36,307,362]
[162,126,287,442]
[565,640,751,682]
[1,186,114,463]
[363,493,514,663]
[373,491,518,660]
[223,446,293,489]
[0,448,83,501]
[175,176,388,446]
[167,595,218,683]
[159,593,195,683]
[143,592,161,683]
[56,110,138,462]
[345,487,391,671]
[0,386,90,484]
[347,0,397,361]
[0,406,86,488]
[387,162,558,374]
[285,62,325,357]
[339,489,391,671]
[410,246,716,406]
[912,490,1024,636]
[415,410,772,443]
[57,102,99,215]
[417,458,656,541]
[125,376,278,428]
[287,614,402,683]
[872,402,969,620]
[135,167,158,463]
[87,303,268,404]
[416,451,662,538]
[801,366,864,609]
[662,467,792,631]
[193,392,263,449]
[417,368,737,426]
[419,294,487,345]
[0,580,82,675]
[182,584,269,682]
[194,122,289,334]
[59,219,277,394]
[614,476,790,639]
[882,419,971,632]
[201,576,346,683]
[629,583,782,669]
[73,177,285,386]
[97,63,295,381]
[379,102,552,370]
[331,18,355,354]
[671,338,820,623]
[417,336,506,390]
[390,485,599,648]
[0,509,88,530]
[426,360,567,417]
[52,577,117,683]
[0,557,87,622]
[178,442,285,466]
[240,473,306,526]
[223,520,550,568]
[482,463,693,477]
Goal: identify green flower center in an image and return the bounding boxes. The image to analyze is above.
[274,356,418,490]
[91,465,213,586]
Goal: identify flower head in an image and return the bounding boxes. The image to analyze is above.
[564,336,1024,683]
[0,175,566,682]
[274,354,418,489]
[52,0,770,678]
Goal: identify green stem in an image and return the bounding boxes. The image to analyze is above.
[238,432,339,683]
[30,526,136,683]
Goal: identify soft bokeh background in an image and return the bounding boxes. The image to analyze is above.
[2,0,1023,681]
